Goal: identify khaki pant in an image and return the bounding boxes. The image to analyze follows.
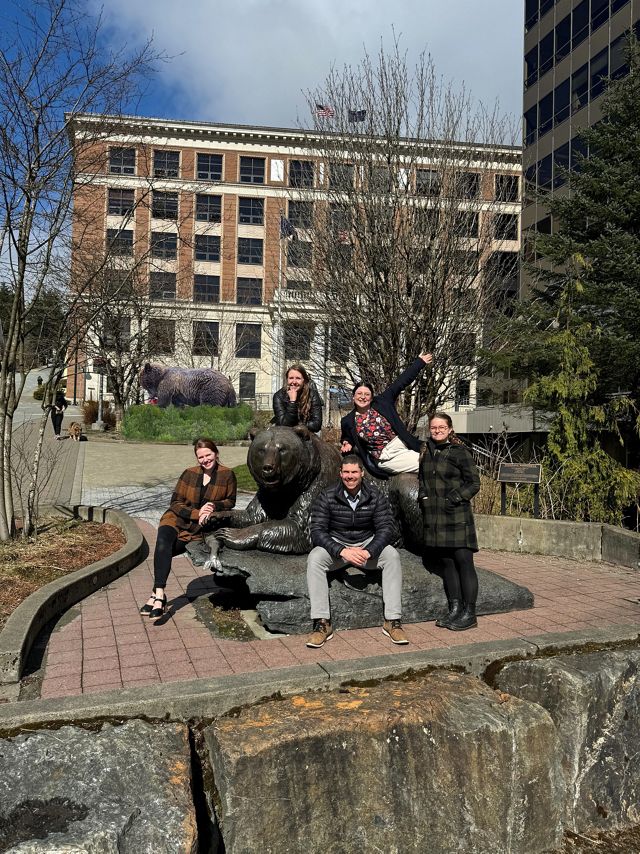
[378,435,419,474]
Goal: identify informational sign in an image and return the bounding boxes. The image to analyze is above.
[498,463,542,484]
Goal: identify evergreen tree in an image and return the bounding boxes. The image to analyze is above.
[536,38,640,404]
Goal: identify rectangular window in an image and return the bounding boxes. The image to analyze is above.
[555,14,571,63]
[539,0,553,16]
[590,47,609,99]
[330,326,349,362]
[539,92,553,137]
[329,203,351,235]
[194,234,220,262]
[239,156,265,184]
[237,237,263,265]
[570,136,588,172]
[525,46,538,88]
[238,197,264,225]
[288,200,314,229]
[149,319,175,355]
[457,172,480,199]
[369,164,392,192]
[102,316,131,351]
[193,274,220,303]
[494,214,519,241]
[288,159,314,188]
[610,35,629,80]
[328,162,354,189]
[487,251,519,289]
[150,232,177,259]
[106,228,133,256]
[235,323,261,358]
[611,0,630,11]
[455,379,471,408]
[524,106,537,146]
[151,191,178,220]
[195,194,222,223]
[197,153,223,181]
[572,0,589,50]
[457,211,479,239]
[287,240,312,267]
[236,276,262,305]
[538,30,554,77]
[591,0,609,31]
[107,188,135,217]
[538,154,553,189]
[525,0,538,31]
[109,147,135,175]
[416,168,441,196]
[192,321,219,357]
[553,143,570,189]
[149,272,177,300]
[239,372,256,400]
[572,63,589,113]
[153,150,179,178]
[453,250,479,279]
[495,174,519,202]
[554,77,570,124]
[286,278,311,291]
[284,323,312,361]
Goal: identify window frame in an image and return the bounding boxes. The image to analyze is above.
[236,276,263,305]
[235,323,262,358]
[109,147,135,175]
[238,197,264,226]
[195,194,222,223]
[193,274,220,303]
[107,188,135,217]
[192,320,220,357]
[194,234,221,262]
[151,190,179,221]
[237,237,263,265]
[150,231,178,260]
[196,152,223,181]
[239,156,265,184]
[153,149,180,179]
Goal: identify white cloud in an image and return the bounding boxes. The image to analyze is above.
[94,0,523,128]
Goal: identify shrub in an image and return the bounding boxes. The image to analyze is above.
[253,409,274,431]
[121,403,253,444]
[33,385,45,401]
[82,399,116,429]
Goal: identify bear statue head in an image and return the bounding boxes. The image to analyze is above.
[247,425,321,492]
[139,363,165,396]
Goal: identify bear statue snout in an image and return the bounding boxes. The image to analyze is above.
[256,444,282,487]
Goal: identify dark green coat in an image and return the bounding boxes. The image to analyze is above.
[418,439,480,551]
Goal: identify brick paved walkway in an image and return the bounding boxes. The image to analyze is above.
[39,521,640,700]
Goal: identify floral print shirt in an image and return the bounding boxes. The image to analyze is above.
[355,408,396,459]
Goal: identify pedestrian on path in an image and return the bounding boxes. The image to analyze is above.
[50,391,68,439]
[139,438,237,621]
[305,454,408,648]
[419,412,481,631]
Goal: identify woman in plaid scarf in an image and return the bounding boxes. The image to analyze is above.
[139,437,237,620]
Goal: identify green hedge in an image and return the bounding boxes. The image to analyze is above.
[121,403,253,443]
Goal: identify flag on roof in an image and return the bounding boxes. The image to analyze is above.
[315,103,335,118]
[348,109,366,123]
[280,215,297,239]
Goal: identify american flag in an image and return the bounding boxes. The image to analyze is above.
[315,103,335,118]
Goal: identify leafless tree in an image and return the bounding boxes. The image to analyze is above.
[0,0,159,539]
[278,42,520,430]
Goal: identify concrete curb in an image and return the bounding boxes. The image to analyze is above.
[0,506,145,686]
[0,625,637,734]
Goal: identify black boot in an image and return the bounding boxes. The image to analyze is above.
[449,603,477,631]
[435,599,463,628]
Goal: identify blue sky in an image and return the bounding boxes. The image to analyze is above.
[86,0,524,129]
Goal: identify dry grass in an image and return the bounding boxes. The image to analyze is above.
[0,519,126,630]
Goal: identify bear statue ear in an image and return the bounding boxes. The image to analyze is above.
[249,427,259,442]
[143,363,151,370]
[293,425,311,441]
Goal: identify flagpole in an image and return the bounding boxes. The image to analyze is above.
[276,209,284,391]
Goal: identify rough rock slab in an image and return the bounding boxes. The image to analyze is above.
[495,649,640,835]
[197,547,534,634]
[0,719,197,853]
[204,671,563,854]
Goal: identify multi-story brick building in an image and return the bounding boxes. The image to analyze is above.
[67,113,521,417]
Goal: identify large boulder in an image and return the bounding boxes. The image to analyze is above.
[204,671,564,854]
[187,545,533,634]
[495,649,640,835]
[0,720,197,853]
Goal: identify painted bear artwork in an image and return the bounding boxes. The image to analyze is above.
[140,363,237,408]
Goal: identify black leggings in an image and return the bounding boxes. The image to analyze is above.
[51,412,63,436]
[425,547,478,606]
[153,525,187,589]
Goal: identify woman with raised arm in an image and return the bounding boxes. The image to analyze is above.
[419,412,481,631]
[272,363,323,433]
[139,438,237,621]
[340,353,433,479]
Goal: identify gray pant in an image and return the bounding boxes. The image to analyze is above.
[306,537,403,621]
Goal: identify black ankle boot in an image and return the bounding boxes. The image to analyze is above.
[449,603,477,631]
[435,599,463,628]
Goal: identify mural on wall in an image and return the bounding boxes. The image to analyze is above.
[140,363,237,408]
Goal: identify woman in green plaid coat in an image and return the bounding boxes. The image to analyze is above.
[419,412,480,631]
[139,437,236,621]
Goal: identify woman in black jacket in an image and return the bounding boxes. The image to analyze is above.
[340,353,433,479]
[50,391,68,439]
[419,411,481,631]
[272,364,323,433]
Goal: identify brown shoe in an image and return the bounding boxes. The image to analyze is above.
[383,619,409,645]
[306,619,334,648]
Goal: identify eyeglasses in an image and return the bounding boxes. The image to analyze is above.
[430,427,449,432]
